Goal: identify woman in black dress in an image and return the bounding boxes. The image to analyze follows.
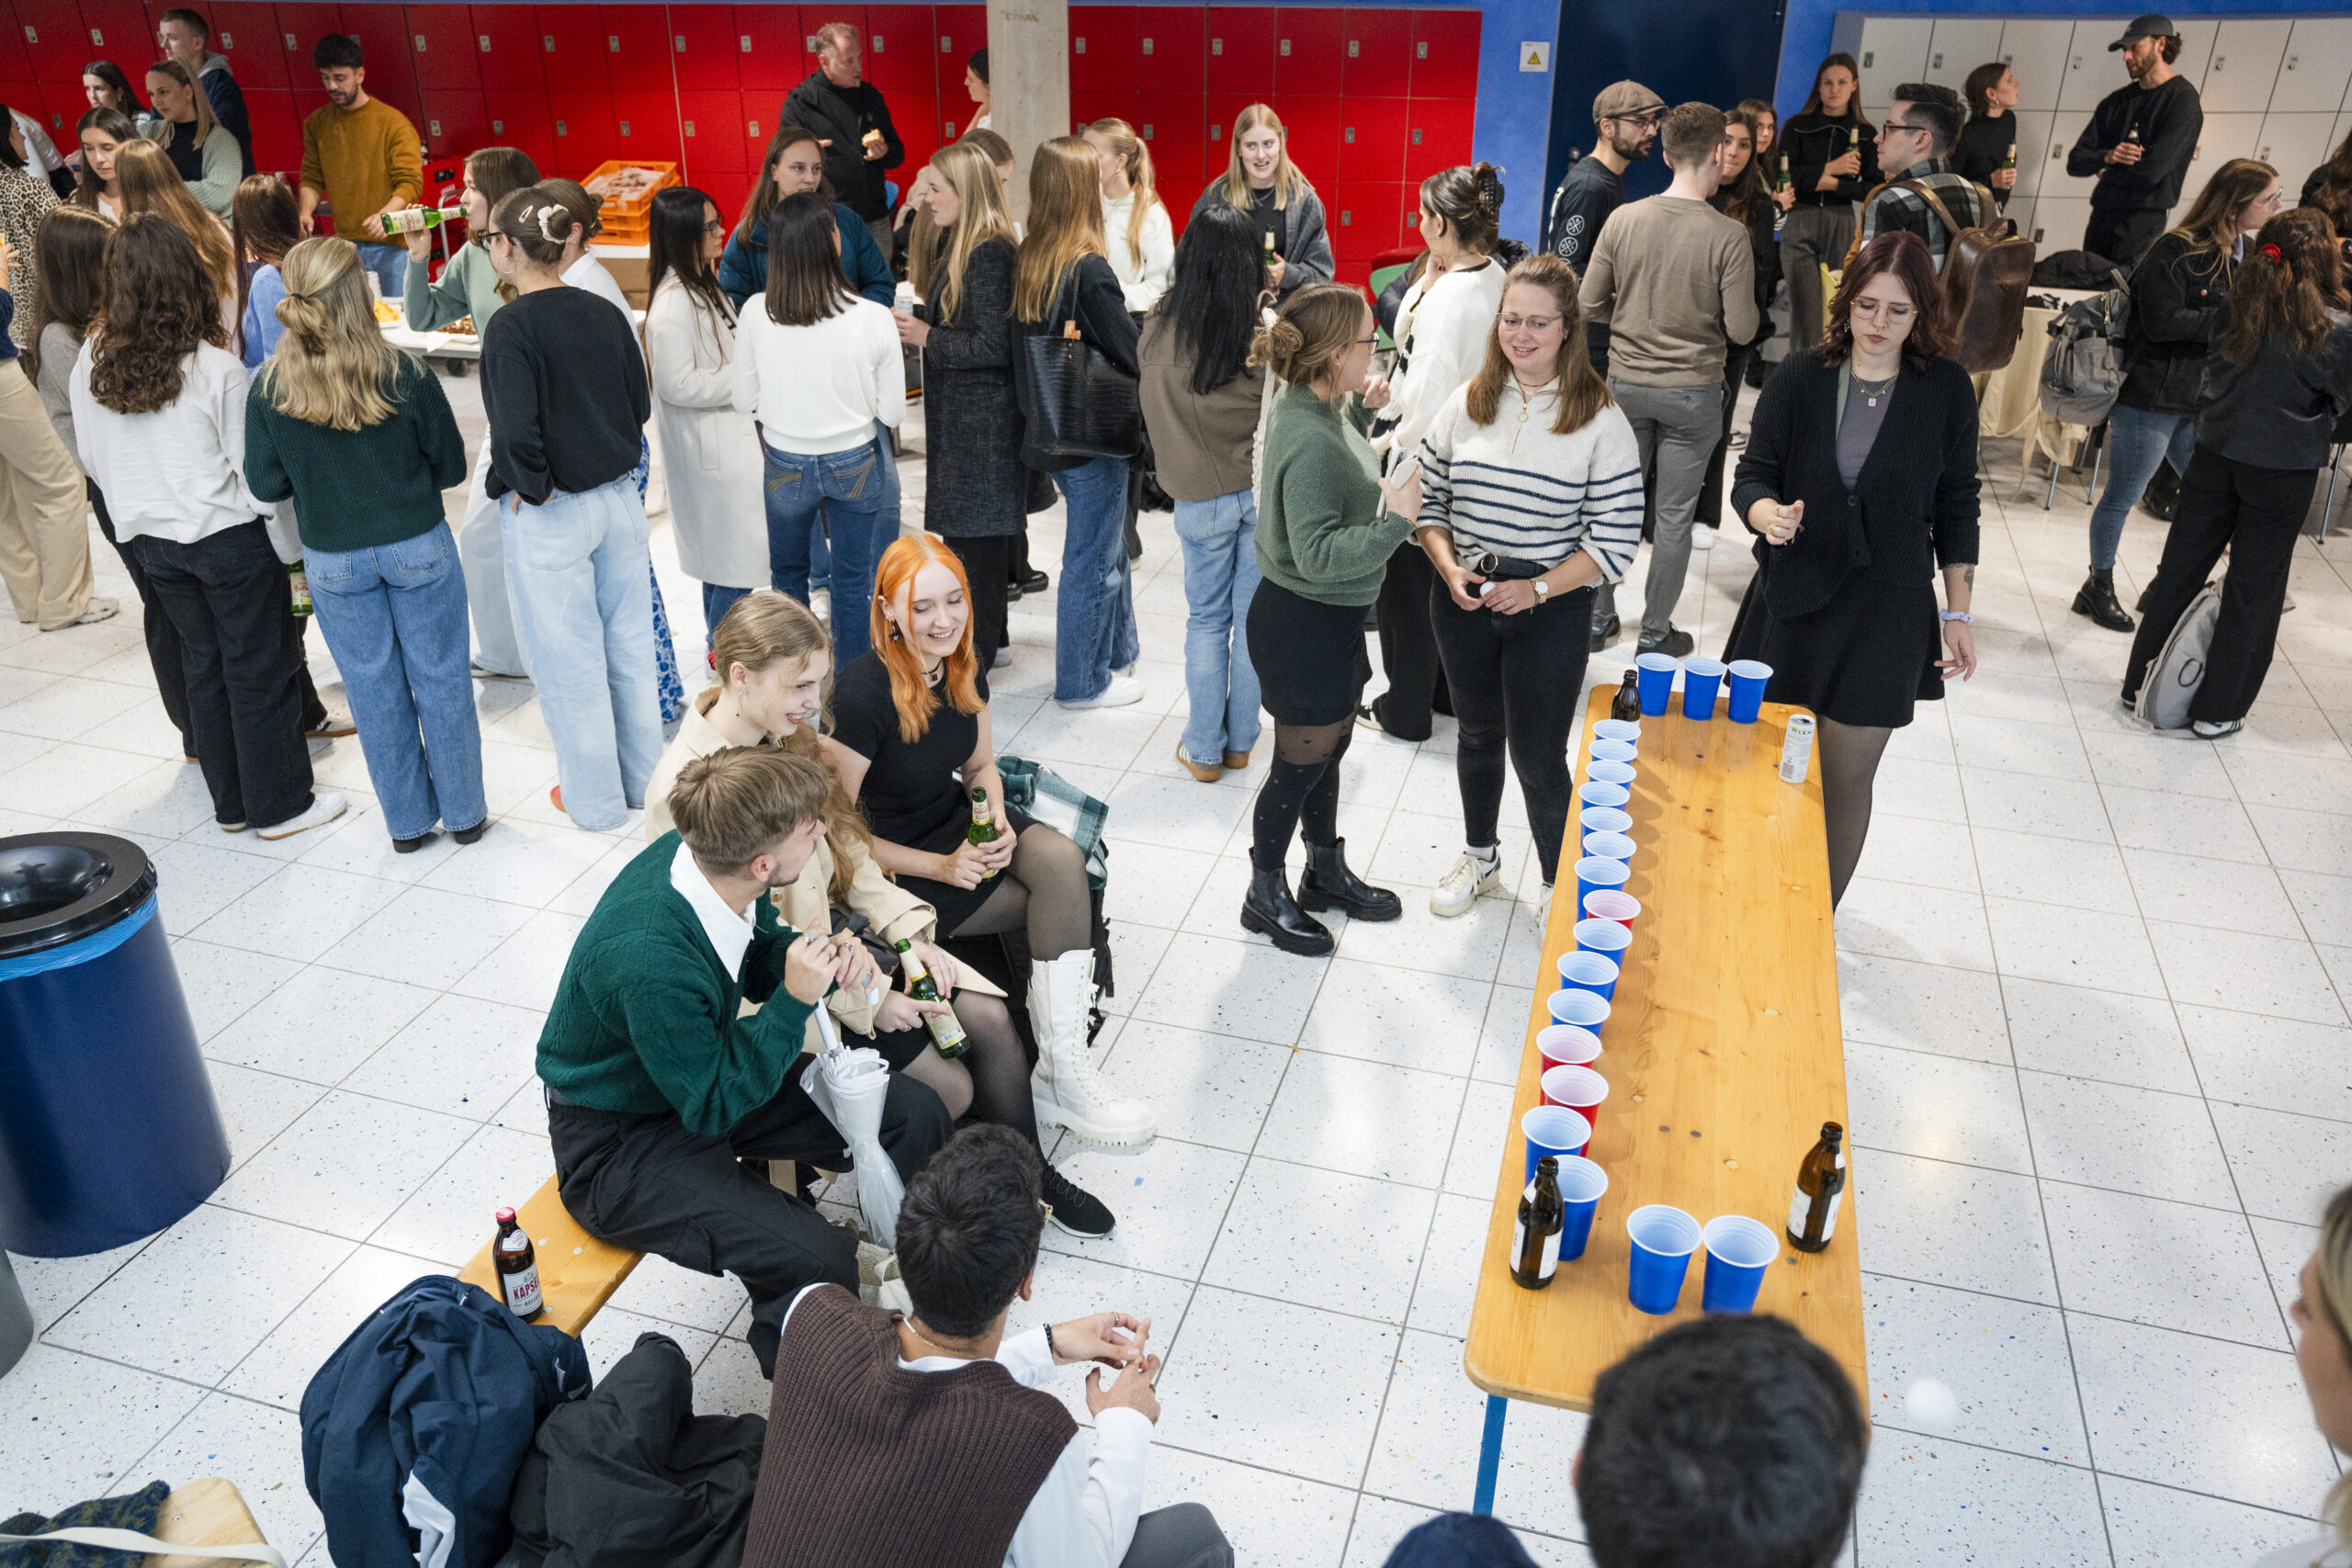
[827,534,1155,1155]
[1952,63,2020,211]
[1726,231,1980,908]
[894,140,1023,664]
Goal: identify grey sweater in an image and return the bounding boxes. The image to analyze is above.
[34,321,82,457]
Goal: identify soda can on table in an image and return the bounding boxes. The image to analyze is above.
[1779,713,1816,784]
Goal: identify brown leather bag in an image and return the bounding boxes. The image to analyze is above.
[1899,180,2038,374]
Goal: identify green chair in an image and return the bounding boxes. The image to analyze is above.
[1368,263,1411,351]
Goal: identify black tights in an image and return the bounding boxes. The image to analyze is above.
[946,820,1092,960]
[1250,717,1354,868]
[897,992,1040,1146]
[1819,717,1894,908]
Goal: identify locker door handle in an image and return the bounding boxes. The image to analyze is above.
[1417,41,1427,58]
[873,35,884,51]
[1861,50,1873,67]
[492,118,504,132]
[1142,38,1153,54]
[220,30,233,48]
[429,118,442,135]
[741,34,752,51]
[1212,38,1223,54]
[939,35,951,52]
[413,34,426,52]
[479,34,490,51]
[607,35,620,52]
[675,35,686,52]
[1074,37,1085,53]
[1280,39,1291,55]
[1931,52,1942,69]
[288,32,299,50]
[542,35,554,51]
[1344,127,1355,142]
[1348,39,1359,56]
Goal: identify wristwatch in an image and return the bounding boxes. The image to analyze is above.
[1533,580,1551,603]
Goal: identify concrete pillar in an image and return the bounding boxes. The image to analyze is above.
[987,0,1069,222]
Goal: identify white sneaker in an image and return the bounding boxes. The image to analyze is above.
[257,789,347,840]
[810,587,831,623]
[1431,848,1501,918]
[62,596,119,627]
[1057,674,1145,710]
[1690,526,1716,551]
[991,645,1012,669]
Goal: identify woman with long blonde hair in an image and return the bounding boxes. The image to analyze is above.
[141,57,235,217]
[2268,1185,2352,1567]
[894,140,1024,660]
[1083,117,1172,312]
[115,137,234,302]
[1186,103,1333,299]
[1013,136,1144,709]
[243,235,482,851]
[828,536,1154,1179]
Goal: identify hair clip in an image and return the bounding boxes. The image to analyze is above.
[2261,242,2284,262]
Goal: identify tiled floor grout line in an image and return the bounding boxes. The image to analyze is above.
[1849,1138,2313,1229]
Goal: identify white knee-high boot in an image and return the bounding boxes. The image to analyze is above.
[1028,949,1154,1148]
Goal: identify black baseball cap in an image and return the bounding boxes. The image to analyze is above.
[2109,14,2177,50]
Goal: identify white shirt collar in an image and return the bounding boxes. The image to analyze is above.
[670,838,755,979]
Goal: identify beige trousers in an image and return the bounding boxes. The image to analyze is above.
[0,362,92,629]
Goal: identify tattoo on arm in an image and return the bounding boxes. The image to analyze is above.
[1962,566,1974,590]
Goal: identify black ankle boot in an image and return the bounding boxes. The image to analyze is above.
[1298,837,1403,922]
[1241,863,1334,955]
[2073,568,2134,632]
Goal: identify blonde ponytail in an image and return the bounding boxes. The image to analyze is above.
[259,236,401,430]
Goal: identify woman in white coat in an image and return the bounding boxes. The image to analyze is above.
[643,186,766,640]
[1084,118,1173,314]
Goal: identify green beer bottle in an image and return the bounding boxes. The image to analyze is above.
[893,939,969,1058]
[967,784,1000,879]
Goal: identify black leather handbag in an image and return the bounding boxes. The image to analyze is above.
[1015,271,1141,467]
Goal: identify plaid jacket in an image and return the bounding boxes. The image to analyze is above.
[1857,160,1990,271]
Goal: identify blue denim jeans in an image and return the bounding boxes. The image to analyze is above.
[1052,455,1140,702]
[704,581,750,651]
[2088,404,2199,570]
[305,522,488,840]
[352,241,408,300]
[500,478,663,831]
[1172,489,1262,764]
[765,436,892,666]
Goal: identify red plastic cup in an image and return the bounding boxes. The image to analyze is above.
[1583,889,1640,928]
[1542,1064,1611,1128]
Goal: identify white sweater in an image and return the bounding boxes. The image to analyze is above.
[69,340,266,547]
[1414,378,1645,583]
[563,253,633,318]
[1102,191,1174,314]
[1369,257,1508,466]
[733,293,906,456]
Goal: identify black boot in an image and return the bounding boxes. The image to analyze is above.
[2072,568,2134,632]
[1299,837,1403,922]
[1242,862,1334,955]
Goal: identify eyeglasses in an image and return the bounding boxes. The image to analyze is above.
[1356,333,1379,345]
[1851,297,1916,323]
[1498,314,1561,333]
[1880,120,1929,140]
[703,219,728,234]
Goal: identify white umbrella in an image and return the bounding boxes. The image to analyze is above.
[799,1003,905,1249]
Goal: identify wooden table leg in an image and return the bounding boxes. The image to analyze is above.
[1473,1393,1508,1515]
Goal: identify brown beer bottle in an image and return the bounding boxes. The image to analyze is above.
[1611,671,1642,722]
[493,1207,543,1317]
[1510,1156,1565,1289]
[1787,1122,1848,1253]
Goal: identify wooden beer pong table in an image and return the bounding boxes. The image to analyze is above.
[1462,689,1867,1512]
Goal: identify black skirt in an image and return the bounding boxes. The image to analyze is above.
[1723,558,1944,729]
[1247,578,1375,726]
[893,804,1037,935]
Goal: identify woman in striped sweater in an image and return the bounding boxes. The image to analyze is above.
[1412,254,1644,916]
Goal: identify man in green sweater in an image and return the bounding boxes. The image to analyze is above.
[539,746,955,1377]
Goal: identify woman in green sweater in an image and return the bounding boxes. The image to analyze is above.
[246,235,484,852]
[1241,281,1423,954]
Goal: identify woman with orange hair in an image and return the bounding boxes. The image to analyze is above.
[827,536,1156,1168]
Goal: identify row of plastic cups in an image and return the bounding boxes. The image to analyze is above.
[1626,1206,1780,1314]
[1633,653,1775,723]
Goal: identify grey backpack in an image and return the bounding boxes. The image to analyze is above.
[2038,271,2132,428]
[2135,580,2222,731]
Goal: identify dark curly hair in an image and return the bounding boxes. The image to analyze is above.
[1820,230,1950,371]
[88,214,227,414]
[2217,207,2349,367]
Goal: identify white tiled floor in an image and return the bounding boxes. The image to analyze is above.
[5,375,2350,1568]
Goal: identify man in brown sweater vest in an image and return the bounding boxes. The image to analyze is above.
[742,1126,1232,1568]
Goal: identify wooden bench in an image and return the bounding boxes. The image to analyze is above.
[147,1477,271,1567]
[458,1175,643,1338]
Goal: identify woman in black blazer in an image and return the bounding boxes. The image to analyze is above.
[1726,231,1981,908]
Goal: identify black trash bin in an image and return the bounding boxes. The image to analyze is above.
[0,832,230,1257]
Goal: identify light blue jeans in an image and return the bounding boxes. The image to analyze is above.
[305,523,487,841]
[2088,403,2199,570]
[500,478,662,831]
[1052,455,1140,702]
[352,241,409,301]
[765,436,892,666]
[1173,489,1262,765]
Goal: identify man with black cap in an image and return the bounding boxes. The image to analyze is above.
[2065,13,2204,267]
[1545,81,1667,372]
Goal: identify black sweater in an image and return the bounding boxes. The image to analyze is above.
[1951,113,2016,208]
[2065,75,2202,216]
[2196,314,2352,472]
[1732,348,1981,618]
[2118,231,2234,417]
[1012,253,1141,473]
[779,72,905,222]
[1782,110,1878,209]
[481,288,650,505]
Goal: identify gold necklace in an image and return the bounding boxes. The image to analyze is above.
[1855,371,1896,408]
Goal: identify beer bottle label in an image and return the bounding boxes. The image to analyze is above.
[503,1260,542,1316]
[1512,1217,1561,1280]
[1788,1184,1843,1243]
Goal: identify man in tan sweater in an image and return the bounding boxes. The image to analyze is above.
[1579,102,1757,656]
[298,32,423,300]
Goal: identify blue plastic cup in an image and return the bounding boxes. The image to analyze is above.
[1588,760,1636,789]
[1578,806,1632,840]
[1626,1204,1702,1314]
[1522,1105,1593,1183]
[1680,657,1727,721]
[1546,987,1610,1034]
[1555,949,1620,1001]
[1726,660,1773,724]
[1577,781,1630,812]
[1700,1214,1779,1313]
[1593,718,1641,746]
[1582,830,1636,864]
[1590,739,1637,765]
[1574,856,1629,914]
[1552,1156,1610,1261]
[1574,917,1633,964]
[1635,652,1678,716]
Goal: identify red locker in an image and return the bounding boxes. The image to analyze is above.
[741,97,770,172]
[364,58,429,134]
[733,4,803,92]
[1159,175,1201,235]
[1337,96,1404,182]
[1340,8,1407,97]
[1067,5,1130,94]
[612,87,680,160]
[1275,93,1338,182]
[1405,94,1470,179]
[533,4,605,89]
[77,0,149,60]
[1136,91,1201,179]
[469,3,538,83]
[1331,179,1396,261]
[1069,88,1132,139]
[600,6,668,91]
[862,4,927,92]
[932,3,979,74]
[1136,8,1202,95]
[244,85,303,169]
[405,5,480,88]
[797,6,862,61]
[418,85,486,153]
[547,87,612,169]
[209,1,288,86]
[481,85,552,164]
[1203,6,1270,97]
[700,166,748,219]
[1408,7,1477,99]
[668,3,735,90]
[339,1,406,59]
[1273,7,1340,97]
[276,4,345,82]
[0,1,32,83]
[35,78,87,141]
[17,7,90,81]
[676,85,741,171]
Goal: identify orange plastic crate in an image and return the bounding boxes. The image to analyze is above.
[580,159,679,233]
